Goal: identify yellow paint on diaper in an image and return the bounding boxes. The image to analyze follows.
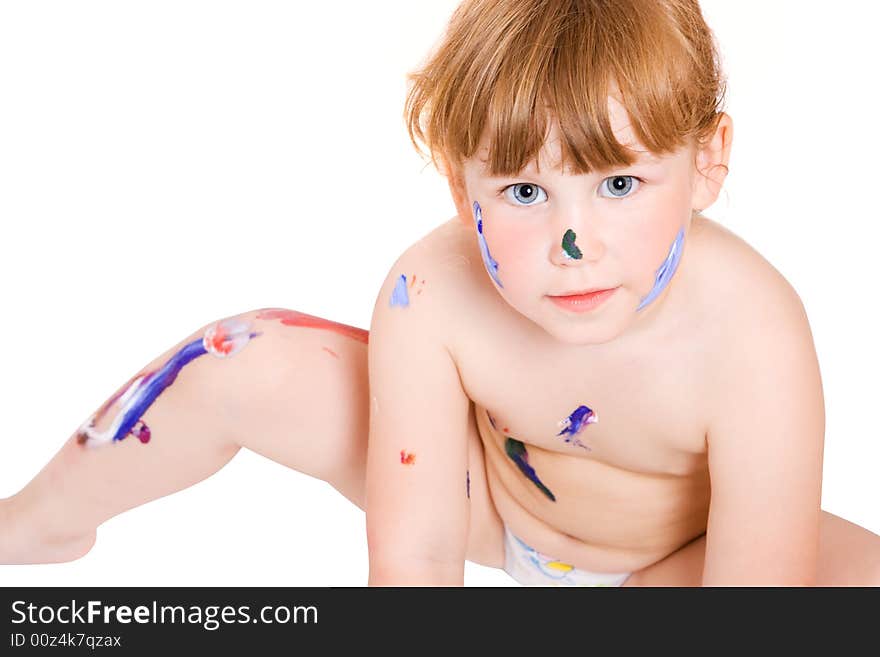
[545,561,574,572]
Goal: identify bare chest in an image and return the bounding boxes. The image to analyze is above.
[454,309,711,477]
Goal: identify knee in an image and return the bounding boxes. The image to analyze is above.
[205,307,370,487]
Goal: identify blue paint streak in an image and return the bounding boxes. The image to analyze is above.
[473,201,504,289]
[390,274,410,307]
[637,227,685,311]
[111,337,208,442]
[505,438,556,502]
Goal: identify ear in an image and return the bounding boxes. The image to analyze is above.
[438,154,475,230]
[691,112,733,212]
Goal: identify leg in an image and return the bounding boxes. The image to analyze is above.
[622,510,880,586]
[0,308,371,563]
[0,307,505,571]
[0,311,264,563]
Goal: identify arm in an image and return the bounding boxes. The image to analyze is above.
[703,278,825,586]
[365,249,471,586]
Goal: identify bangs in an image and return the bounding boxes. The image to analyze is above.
[405,0,726,177]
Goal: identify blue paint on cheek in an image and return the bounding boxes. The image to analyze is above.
[389,274,410,307]
[473,201,504,289]
[637,227,685,311]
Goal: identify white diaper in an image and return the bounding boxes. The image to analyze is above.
[503,526,632,587]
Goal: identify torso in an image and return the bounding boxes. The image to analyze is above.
[425,212,746,573]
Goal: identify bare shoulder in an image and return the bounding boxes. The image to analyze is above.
[693,215,807,316]
[693,215,820,411]
[372,216,486,334]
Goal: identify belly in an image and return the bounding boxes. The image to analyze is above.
[477,409,711,573]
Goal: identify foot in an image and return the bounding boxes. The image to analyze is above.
[0,497,97,565]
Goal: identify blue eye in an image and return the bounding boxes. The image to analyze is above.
[600,175,641,198]
[503,183,547,206]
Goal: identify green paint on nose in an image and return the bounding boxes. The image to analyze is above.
[562,229,582,259]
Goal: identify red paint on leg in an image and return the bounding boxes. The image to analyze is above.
[255,308,369,344]
[400,450,416,465]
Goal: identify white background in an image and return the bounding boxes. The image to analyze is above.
[0,1,877,587]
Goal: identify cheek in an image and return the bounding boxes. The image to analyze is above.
[484,221,543,287]
[623,195,688,278]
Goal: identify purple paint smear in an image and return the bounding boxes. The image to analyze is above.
[637,227,685,311]
[77,318,262,448]
[473,201,504,288]
[390,274,410,307]
[556,404,597,451]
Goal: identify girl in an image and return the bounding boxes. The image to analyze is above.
[1,0,878,586]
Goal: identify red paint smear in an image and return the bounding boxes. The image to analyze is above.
[255,308,368,344]
[206,323,233,355]
[322,347,340,359]
[400,450,416,465]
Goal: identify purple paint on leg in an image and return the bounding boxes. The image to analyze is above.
[131,420,151,444]
[78,319,261,448]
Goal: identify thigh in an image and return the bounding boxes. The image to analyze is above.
[815,511,880,585]
[221,307,372,507]
[234,308,506,569]
[623,510,880,586]
[622,531,706,587]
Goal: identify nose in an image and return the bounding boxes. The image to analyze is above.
[549,217,605,266]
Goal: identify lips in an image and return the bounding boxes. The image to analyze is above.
[550,286,617,297]
[547,286,619,313]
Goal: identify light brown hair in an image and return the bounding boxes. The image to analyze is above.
[404,0,727,177]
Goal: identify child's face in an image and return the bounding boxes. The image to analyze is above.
[456,95,710,346]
